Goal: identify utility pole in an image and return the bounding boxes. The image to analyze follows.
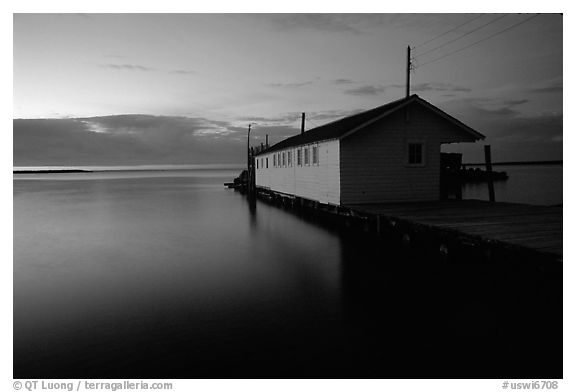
[406,45,411,98]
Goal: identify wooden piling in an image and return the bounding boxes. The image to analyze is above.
[484,145,495,202]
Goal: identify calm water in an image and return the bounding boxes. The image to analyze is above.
[462,164,562,206]
[13,167,562,378]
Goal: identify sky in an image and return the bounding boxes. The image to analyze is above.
[13,13,562,166]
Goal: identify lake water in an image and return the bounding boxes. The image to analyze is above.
[13,166,562,378]
[462,164,562,206]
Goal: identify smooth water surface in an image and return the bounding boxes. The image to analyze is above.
[462,164,562,205]
[14,168,562,378]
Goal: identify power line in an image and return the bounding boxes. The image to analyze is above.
[417,14,540,68]
[414,14,509,59]
[413,14,485,50]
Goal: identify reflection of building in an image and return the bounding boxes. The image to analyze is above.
[254,94,484,205]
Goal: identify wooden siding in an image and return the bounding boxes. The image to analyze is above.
[340,103,479,205]
[255,139,341,205]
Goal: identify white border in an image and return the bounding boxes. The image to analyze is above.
[4,3,571,392]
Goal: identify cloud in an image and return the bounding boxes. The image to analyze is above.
[344,85,387,96]
[332,78,356,85]
[389,82,471,93]
[266,14,364,34]
[267,81,314,88]
[100,64,156,72]
[502,99,529,106]
[413,83,471,93]
[13,114,317,166]
[239,112,303,124]
[489,114,563,144]
[440,98,562,162]
[238,109,364,127]
[527,80,562,94]
[170,69,196,75]
[100,64,196,75]
[261,14,465,35]
[440,98,562,144]
[13,115,248,166]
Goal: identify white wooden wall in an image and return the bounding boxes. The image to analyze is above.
[255,139,341,205]
[340,103,479,205]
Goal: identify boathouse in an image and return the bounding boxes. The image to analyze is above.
[254,94,485,205]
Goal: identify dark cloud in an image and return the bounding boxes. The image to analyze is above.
[13,114,313,166]
[503,99,530,106]
[332,78,355,85]
[527,80,562,94]
[413,83,471,93]
[489,114,562,144]
[100,64,155,72]
[389,82,471,93]
[439,98,562,162]
[13,115,247,166]
[344,85,387,96]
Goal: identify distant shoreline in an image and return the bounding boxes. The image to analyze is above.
[14,169,93,174]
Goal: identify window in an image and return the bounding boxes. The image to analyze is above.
[287,151,292,166]
[256,159,259,169]
[266,158,268,168]
[408,143,424,165]
[273,154,276,167]
[282,152,286,167]
[312,146,319,165]
[297,149,302,166]
[304,147,310,165]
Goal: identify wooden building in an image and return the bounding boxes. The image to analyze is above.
[254,94,485,205]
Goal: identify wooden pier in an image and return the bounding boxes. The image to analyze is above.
[348,200,562,262]
[239,186,562,264]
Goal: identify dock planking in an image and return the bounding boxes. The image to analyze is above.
[347,200,562,260]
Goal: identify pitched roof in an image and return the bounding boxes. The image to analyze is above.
[255,94,484,156]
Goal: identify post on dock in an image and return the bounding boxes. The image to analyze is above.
[248,146,256,198]
[484,144,495,202]
[247,124,251,173]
